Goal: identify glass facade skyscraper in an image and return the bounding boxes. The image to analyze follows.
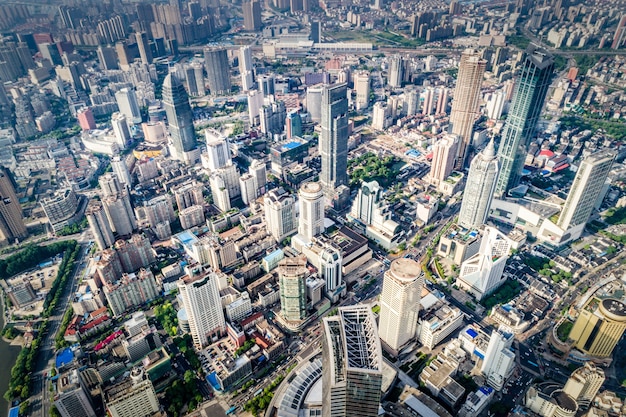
[162,73,197,161]
[495,45,554,196]
[320,83,349,197]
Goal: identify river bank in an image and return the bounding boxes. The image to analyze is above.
[0,290,21,417]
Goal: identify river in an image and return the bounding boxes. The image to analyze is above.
[0,295,21,417]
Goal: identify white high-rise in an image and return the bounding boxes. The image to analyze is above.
[354,71,370,110]
[115,88,142,125]
[239,173,257,205]
[209,175,231,212]
[457,138,499,229]
[264,188,297,242]
[429,134,459,187]
[111,112,131,149]
[298,182,324,241]
[457,226,511,301]
[481,328,516,390]
[372,102,388,130]
[111,155,132,190]
[378,258,423,354]
[249,159,267,196]
[350,180,382,225]
[203,131,232,171]
[240,45,255,91]
[563,362,605,407]
[320,244,342,292]
[177,268,226,349]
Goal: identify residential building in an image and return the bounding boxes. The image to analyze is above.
[204,47,231,96]
[103,269,159,317]
[243,1,262,32]
[114,88,142,125]
[0,167,27,245]
[86,199,115,249]
[354,71,370,110]
[429,134,459,187]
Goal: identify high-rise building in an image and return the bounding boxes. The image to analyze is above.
[77,107,96,130]
[278,255,309,322]
[203,131,231,171]
[320,83,349,197]
[135,32,153,65]
[298,182,324,241]
[285,111,302,139]
[388,55,404,88]
[54,369,97,417]
[162,73,198,164]
[481,329,516,390]
[249,159,267,196]
[204,47,231,96]
[99,172,123,197]
[457,226,511,301]
[264,188,297,242]
[457,138,499,229]
[111,112,131,149]
[569,298,626,357]
[97,45,118,70]
[239,45,255,91]
[177,267,226,349]
[306,84,323,123]
[320,244,342,293]
[209,175,231,212]
[310,21,321,43]
[557,149,616,232]
[429,134,459,187]
[115,88,142,125]
[104,368,160,417]
[322,305,383,417]
[41,189,79,233]
[103,191,137,237]
[243,0,262,31]
[378,258,423,354]
[495,45,554,196]
[173,181,204,211]
[185,62,205,97]
[563,362,605,407]
[239,173,257,206]
[350,180,382,225]
[449,49,486,168]
[0,168,27,246]
[115,41,131,69]
[354,71,370,110]
[86,200,115,250]
[111,156,132,190]
[611,14,626,50]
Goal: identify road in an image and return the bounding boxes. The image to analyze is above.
[29,239,89,417]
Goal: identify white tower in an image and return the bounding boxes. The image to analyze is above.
[298,182,324,241]
[481,328,516,390]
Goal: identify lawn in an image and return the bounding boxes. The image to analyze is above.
[556,321,573,342]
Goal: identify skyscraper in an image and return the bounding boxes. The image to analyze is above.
[239,45,255,91]
[162,73,198,164]
[103,191,137,236]
[298,181,324,241]
[457,138,499,229]
[203,131,231,171]
[428,134,459,187]
[135,31,153,65]
[185,62,205,97]
[320,83,349,197]
[54,369,97,417]
[569,297,626,357]
[354,71,370,110]
[243,0,262,32]
[114,88,142,125]
[111,155,132,190]
[278,256,309,322]
[310,21,321,43]
[264,188,297,242]
[449,49,486,168]
[320,244,342,293]
[378,258,423,355]
[177,267,226,349]
[0,168,27,246]
[322,305,383,417]
[86,200,115,250]
[204,47,231,96]
[495,45,554,196]
[481,328,516,390]
[387,55,404,88]
[611,14,626,50]
[249,159,267,196]
[285,110,302,139]
[557,149,616,232]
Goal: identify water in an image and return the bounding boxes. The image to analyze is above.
[0,301,21,417]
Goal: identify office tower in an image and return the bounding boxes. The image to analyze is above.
[204,47,231,96]
[240,45,255,91]
[114,88,142,125]
[278,255,309,322]
[259,74,275,97]
[569,298,626,357]
[612,14,626,49]
[97,45,118,70]
[306,84,323,123]
[54,369,97,417]
[248,89,264,125]
[174,181,204,211]
[111,155,132,190]
[103,191,137,236]
[239,173,257,205]
[457,138,499,229]
[209,175,231,212]
[204,131,231,171]
[457,226,511,301]
[86,200,115,250]
[320,244,342,292]
[372,102,388,130]
[77,107,96,130]
[350,180,382,225]
[322,305,383,417]
[449,49,487,169]
[557,149,616,232]
[428,134,459,187]
[111,112,131,149]
[481,329,516,390]
[378,258,423,355]
[298,182,324,241]
[563,362,605,407]
[249,159,267,196]
[162,73,198,164]
[243,0,262,31]
[264,188,297,242]
[310,21,321,43]
[115,41,131,69]
[495,45,554,196]
[388,55,403,88]
[354,71,370,110]
[320,83,349,196]
[285,110,302,139]
[104,368,159,417]
[185,62,205,97]
[0,168,27,246]
[135,32,153,65]
[178,268,226,348]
